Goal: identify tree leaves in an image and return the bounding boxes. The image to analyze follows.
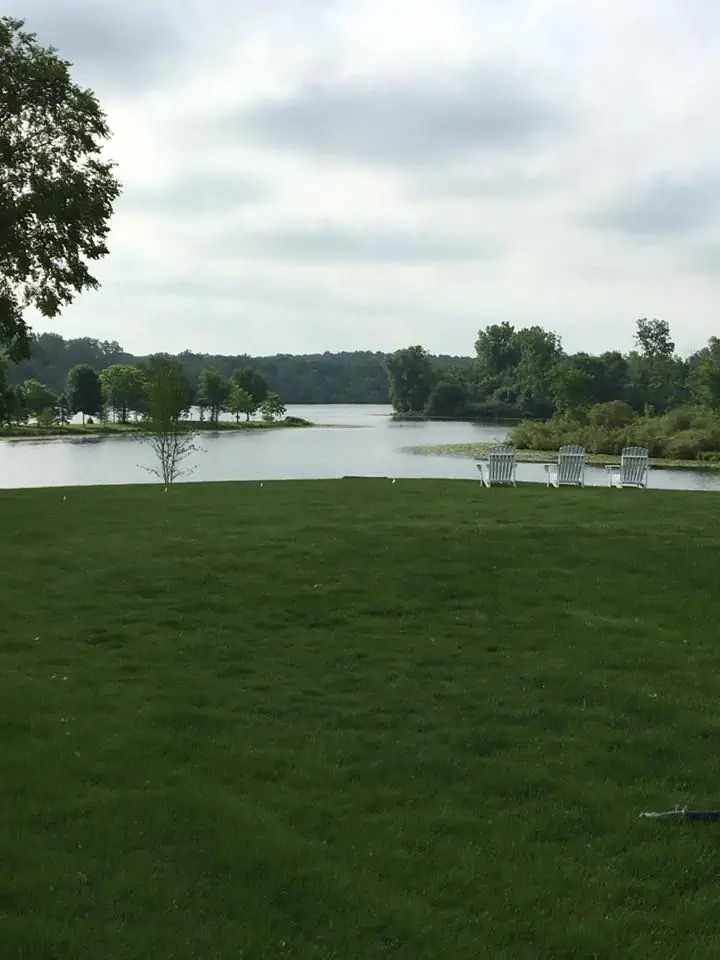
[0,18,121,359]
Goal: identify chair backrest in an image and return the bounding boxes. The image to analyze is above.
[620,446,649,487]
[487,445,517,484]
[557,444,586,484]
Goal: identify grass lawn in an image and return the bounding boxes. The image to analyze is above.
[1,480,719,958]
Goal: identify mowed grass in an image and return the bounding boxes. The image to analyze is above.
[1,480,719,959]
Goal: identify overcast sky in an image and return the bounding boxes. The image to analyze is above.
[19,0,720,357]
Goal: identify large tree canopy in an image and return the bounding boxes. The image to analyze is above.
[0,17,121,360]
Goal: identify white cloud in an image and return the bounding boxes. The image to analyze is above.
[19,0,720,358]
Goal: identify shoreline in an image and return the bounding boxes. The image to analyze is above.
[0,418,313,442]
[404,442,720,473]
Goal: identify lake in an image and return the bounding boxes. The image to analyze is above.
[1,404,719,491]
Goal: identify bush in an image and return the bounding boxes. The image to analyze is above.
[581,426,625,456]
[661,406,701,433]
[510,420,567,450]
[587,401,635,429]
[664,429,717,461]
[424,381,468,419]
[510,405,720,460]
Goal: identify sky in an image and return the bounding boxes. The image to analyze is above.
[17,0,720,358]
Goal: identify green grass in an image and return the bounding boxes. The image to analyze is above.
[1,480,720,958]
[407,441,720,471]
[0,417,312,440]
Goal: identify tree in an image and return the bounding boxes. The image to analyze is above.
[230,368,268,408]
[226,384,255,422]
[100,363,146,422]
[7,384,27,425]
[634,318,675,360]
[65,363,101,423]
[474,323,521,383]
[596,351,629,404]
[0,357,12,426]
[141,355,198,485]
[259,393,286,422]
[196,366,228,424]
[0,18,121,361]
[628,318,681,413]
[424,380,468,418]
[20,378,56,418]
[549,361,596,414]
[512,326,562,417]
[36,406,57,429]
[56,392,71,425]
[384,345,436,414]
[690,337,720,410]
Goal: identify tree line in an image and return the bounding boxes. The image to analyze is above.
[0,355,288,428]
[385,319,720,421]
[5,332,471,405]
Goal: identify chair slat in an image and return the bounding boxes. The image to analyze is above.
[478,445,517,487]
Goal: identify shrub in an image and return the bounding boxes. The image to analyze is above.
[425,381,468,419]
[664,429,716,461]
[587,401,635,429]
[624,420,667,457]
[581,426,625,456]
[510,420,568,450]
[511,405,720,460]
[661,406,701,433]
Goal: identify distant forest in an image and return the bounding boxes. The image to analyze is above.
[7,333,472,405]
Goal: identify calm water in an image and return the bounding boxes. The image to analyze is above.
[1,404,719,491]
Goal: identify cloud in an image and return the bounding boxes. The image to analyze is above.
[228,68,569,167]
[409,168,564,202]
[18,0,187,93]
[16,0,720,360]
[587,176,720,237]
[228,226,500,263]
[123,173,272,216]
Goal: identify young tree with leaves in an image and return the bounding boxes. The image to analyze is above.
[100,363,146,422]
[226,384,255,422]
[230,368,268,408]
[259,393,286,422]
[0,18,121,361]
[65,363,102,423]
[196,366,228,424]
[20,378,56,419]
[141,355,199,485]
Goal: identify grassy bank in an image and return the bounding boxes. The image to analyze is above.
[1,480,719,958]
[406,441,720,472]
[0,417,312,440]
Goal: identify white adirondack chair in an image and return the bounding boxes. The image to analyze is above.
[606,446,649,489]
[544,444,587,488]
[477,445,517,487]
